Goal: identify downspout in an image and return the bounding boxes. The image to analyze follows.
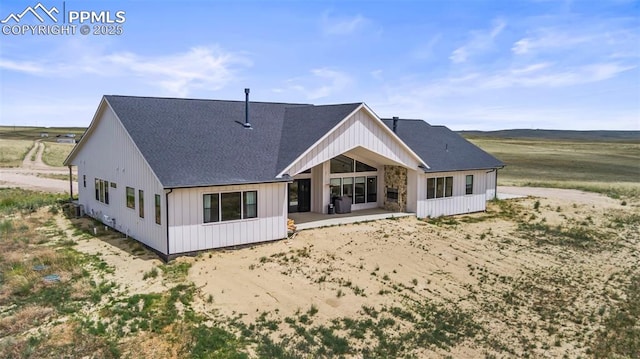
[165,188,173,260]
[68,165,73,200]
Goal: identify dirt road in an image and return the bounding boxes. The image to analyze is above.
[0,140,77,194]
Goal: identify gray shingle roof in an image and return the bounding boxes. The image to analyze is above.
[104,95,360,188]
[381,119,504,172]
[100,96,501,188]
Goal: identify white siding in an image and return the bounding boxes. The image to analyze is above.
[168,182,287,254]
[71,104,167,254]
[416,170,489,218]
[286,108,421,176]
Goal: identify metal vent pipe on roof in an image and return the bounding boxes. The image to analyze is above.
[244,88,251,128]
[392,116,399,133]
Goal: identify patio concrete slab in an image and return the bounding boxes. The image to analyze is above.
[289,208,414,230]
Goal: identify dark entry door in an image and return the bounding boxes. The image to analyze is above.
[288,179,311,213]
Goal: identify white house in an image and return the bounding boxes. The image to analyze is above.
[64,92,503,260]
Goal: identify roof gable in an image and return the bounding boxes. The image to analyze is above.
[381,119,504,172]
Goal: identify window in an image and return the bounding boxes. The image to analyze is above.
[330,154,354,173]
[138,190,144,218]
[221,192,242,221]
[155,194,161,224]
[243,191,257,219]
[204,190,258,223]
[203,193,219,223]
[427,176,453,199]
[126,187,135,209]
[83,175,86,188]
[110,182,117,188]
[367,176,377,202]
[330,154,377,174]
[342,177,353,201]
[330,178,342,198]
[466,175,474,195]
[104,181,109,204]
[354,177,366,204]
[94,178,110,204]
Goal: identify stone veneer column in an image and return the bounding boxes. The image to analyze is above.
[383,165,407,212]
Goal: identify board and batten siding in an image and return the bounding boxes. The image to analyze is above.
[167,182,287,254]
[71,104,167,254]
[416,170,489,218]
[286,108,422,177]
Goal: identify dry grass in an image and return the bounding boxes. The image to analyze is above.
[468,137,640,199]
[0,139,33,167]
[42,142,75,167]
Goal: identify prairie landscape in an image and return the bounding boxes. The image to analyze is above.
[0,127,638,358]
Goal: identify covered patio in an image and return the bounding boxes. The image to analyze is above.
[289,208,414,230]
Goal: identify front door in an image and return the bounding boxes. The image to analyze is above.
[288,179,311,213]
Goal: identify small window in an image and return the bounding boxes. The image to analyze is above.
[83,175,86,188]
[355,160,377,172]
[138,190,144,218]
[110,182,117,188]
[243,191,258,219]
[354,177,366,204]
[427,178,436,199]
[95,178,100,201]
[155,194,161,225]
[99,180,105,203]
[126,187,135,209]
[203,193,219,223]
[445,177,453,197]
[466,175,474,195]
[104,181,109,205]
[387,188,398,202]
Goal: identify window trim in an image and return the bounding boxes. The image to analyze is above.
[203,190,258,224]
[126,187,135,209]
[138,189,144,218]
[155,194,161,225]
[465,175,474,195]
[426,176,454,199]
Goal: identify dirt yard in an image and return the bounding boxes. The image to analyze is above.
[42,187,637,358]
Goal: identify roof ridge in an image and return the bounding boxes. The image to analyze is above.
[104,94,311,106]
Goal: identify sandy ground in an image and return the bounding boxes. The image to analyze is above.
[5,148,638,357]
[0,140,77,193]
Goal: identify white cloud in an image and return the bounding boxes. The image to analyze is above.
[0,46,251,97]
[0,59,46,74]
[285,68,352,100]
[320,12,369,35]
[450,18,506,64]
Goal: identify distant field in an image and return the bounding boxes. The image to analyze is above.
[0,125,85,142]
[466,137,640,198]
[0,139,33,167]
[42,142,75,167]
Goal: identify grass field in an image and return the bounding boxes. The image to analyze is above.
[466,137,640,199]
[42,142,75,167]
[0,139,33,167]
[0,126,85,142]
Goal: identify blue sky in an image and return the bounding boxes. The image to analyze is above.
[0,0,638,130]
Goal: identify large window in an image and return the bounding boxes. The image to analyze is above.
[427,176,453,199]
[330,155,377,174]
[138,190,144,218]
[94,178,110,204]
[126,187,135,209]
[155,194,161,225]
[203,190,258,223]
[466,175,474,195]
